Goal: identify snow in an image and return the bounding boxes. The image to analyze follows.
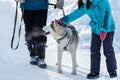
[0,0,120,80]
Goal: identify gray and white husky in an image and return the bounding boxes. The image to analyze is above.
[48,20,79,75]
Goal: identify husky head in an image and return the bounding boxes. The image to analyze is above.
[49,20,67,38]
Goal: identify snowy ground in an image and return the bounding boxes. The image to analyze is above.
[0,0,120,80]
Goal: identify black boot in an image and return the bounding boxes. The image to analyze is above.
[27,43,38,65]
[109,71,117,78]
[33,35,47,68]
[87,72,99,79]
[36,42,47,68]
[30,56,37,65]
[37,58,47,68]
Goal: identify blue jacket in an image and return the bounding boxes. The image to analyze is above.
[61,0,115,34]
[20,0,48,10]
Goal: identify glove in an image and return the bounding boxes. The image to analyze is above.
[15,0,25,3]
[100,32,107,41]
[55,19,63,25]
[51,19,63,25]
[55,0,64,9]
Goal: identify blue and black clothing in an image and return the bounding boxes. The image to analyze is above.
[61,0,115,34]
[60,0,117,75]
[20,0,48,59]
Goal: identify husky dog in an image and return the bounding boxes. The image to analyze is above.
[48,20,79,75]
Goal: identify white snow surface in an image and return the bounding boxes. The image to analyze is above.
[0,0,120,80]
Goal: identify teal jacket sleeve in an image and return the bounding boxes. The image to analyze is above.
[60,7,86,25]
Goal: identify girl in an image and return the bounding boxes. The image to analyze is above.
[56,0,117,79]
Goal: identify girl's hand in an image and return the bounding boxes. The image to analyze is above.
[100,32,107,41]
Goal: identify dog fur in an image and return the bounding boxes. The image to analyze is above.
[48,21,79,75]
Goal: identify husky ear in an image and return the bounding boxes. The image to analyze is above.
[51,20,56,26]
[52,19,56,24]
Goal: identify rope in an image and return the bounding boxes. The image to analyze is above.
[11,2,23,50]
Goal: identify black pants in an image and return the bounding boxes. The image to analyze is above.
[23,9,48,33]
[23,9,48,58]
[90,31,117,73]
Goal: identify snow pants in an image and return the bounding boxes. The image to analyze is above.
[90,31,117,73]
[22,9,48,59]
[23,9,48,33]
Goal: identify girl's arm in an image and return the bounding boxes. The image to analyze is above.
[60,7,86,25]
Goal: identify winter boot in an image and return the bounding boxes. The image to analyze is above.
[109,71,117,78]
[27,42,38,65]
[36,40,47,68]
[33,35,47,68]
[30,56,37,65]
[36,42,46,58]
[87,72,99,79]
[37,58,47,68]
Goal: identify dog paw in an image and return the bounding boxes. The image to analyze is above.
[71,71,77,75]
[57,70,63,74]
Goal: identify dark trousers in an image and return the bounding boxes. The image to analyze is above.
[90,31,117,73]
[23,9,48,33]
[23,9,48,58]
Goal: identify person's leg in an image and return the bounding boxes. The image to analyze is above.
[23,10,37,64]
[33,9,48,58]
[87,33,101,79]
[33,9,48,29]
[90,33,101,73]
[23,10,34,35]
[32,10,48,68]
[32,35,47,59]
[27,42,38,65]
[32,35,47,68]
[103,31,117,78]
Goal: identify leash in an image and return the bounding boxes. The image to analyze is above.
[48,3,65,16]
[11,2,23,50]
